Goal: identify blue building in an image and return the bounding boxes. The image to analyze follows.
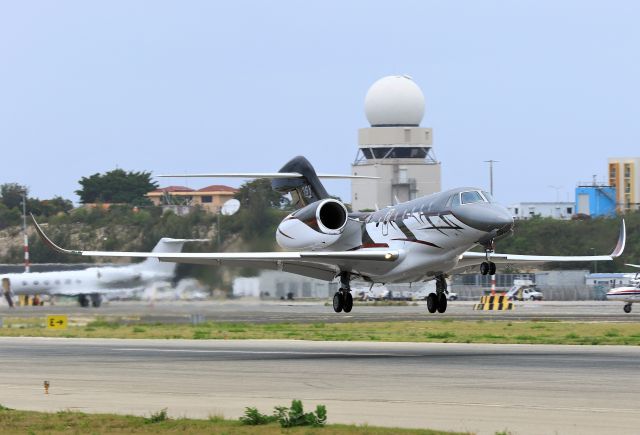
[575,185,616,217]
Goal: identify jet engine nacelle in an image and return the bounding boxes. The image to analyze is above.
[276,198,348,250]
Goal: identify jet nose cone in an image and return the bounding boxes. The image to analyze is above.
[455,204,514,233]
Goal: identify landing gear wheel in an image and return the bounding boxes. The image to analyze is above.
[78,294,89,308]
[90,294,102,308]
[624,303,632,314]
[332,292,344,313]
[437,293,447,313]
[489,262,496,275]
[343,292,353,313]
[427,293,438,314]
[480,262,490,276]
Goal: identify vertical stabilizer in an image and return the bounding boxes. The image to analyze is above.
[271,156,329,207]
[136,238,193,277]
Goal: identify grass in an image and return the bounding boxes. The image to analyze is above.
[1,317,640,345]
[0,407,463,434]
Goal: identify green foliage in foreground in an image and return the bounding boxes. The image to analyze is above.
[0,406,461,434]
[241,400,327,428]
[2,317,640,345]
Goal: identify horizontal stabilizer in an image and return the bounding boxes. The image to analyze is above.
[157,172,378,180]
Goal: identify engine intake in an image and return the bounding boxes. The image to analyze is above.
[276,199,348,250]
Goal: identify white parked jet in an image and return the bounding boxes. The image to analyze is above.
[1,238,203,307]
[32,156,626,314]
[606,264,640,313]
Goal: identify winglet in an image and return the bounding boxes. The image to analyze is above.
[30,213,82,256]
[611,219,626,258]
[625,263,640,269]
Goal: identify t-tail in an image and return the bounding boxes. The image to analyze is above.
[156,155,377,209]
[135,238,207,277]
[271,156,331,207]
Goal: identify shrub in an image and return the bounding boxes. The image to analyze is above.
[239,407,276,425]
[275,400,327,428]
[145,408,168,423]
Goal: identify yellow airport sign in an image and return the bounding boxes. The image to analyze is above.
[46,315,68,330]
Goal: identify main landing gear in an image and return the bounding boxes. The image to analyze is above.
[427,274,448,314]
[333,272,353,313]
[624,303,632,314]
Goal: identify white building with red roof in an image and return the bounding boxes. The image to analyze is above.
[146,184,238,214]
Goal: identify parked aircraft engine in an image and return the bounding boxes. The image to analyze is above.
[276,198,348,250]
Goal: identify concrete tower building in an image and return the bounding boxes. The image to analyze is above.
[351,75,441,211]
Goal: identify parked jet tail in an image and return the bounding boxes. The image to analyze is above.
[135,238,209,276]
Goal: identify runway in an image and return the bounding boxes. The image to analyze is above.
[1,337,638,434]
[1,300,638,323]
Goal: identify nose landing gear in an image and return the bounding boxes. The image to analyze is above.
[480,261,496,276]
[333,272,353,313]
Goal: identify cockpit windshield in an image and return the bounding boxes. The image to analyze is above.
[460,190,486,205]
[481,191,494,202]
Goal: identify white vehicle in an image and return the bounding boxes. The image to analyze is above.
[506,283,544,301]
[31,156,625,315]
[1,238,204,307]
[606,264,640,313]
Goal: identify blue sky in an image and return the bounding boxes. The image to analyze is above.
[1,1,638,206]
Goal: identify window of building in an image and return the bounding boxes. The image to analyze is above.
[514,208,519,215]
[201,195,212,203]
[567,207,573,214]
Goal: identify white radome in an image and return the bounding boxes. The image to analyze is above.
[364,75,425,127]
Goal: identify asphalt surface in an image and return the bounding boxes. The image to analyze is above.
[0,337,638,434]
[1,299,638,323]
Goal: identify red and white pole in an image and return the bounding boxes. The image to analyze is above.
[490,275,496,295]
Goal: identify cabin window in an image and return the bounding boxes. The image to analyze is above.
[55,280,60,285]
[461,191,485,205]
[22,281,27,286]
[44,281,49,285]
[65,279,71,285]
[33,281,39,285]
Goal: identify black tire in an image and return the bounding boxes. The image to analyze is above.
[480,262,489,276]
[624,304,632,314]
[426,293,438,313]
[91,294,102,308]
[343,292,353,313]
[332,292,343,313]
[489,262,496,275]
[78,294,89,308]
[437,293,447,313]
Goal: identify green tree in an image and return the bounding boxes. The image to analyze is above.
[0,183,27,209]
[76,169,158,205]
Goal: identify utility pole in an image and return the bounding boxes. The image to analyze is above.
[21,191,30,273]
[484,160,499,196]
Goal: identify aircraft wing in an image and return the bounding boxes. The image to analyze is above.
[456,219,626,270]
[626,264,640,269]
[32,216,399,281]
